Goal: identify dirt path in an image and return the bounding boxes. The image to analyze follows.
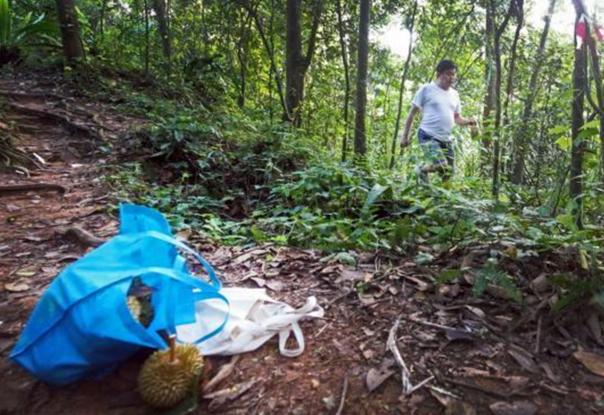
[1,76,602,415]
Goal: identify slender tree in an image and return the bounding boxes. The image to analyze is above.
[389,0,418,169]
[55,0,84,63]
[353,0,370,156]
[152,0,171,69]
[285,0,323,126]
[489,0,515,198]
[501,0,524,175]
[510,0,556,184]
[336,0,351,161]
[570,0,587,229]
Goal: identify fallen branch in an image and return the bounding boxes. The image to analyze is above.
[0,183,66,196]
[202,356,240,394]
[442,377,531,399]
[335,375,349,415]
[56,226,105,247]
[387,317,434,395]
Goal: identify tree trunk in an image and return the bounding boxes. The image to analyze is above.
[336,0,351,162]
[570,0,587,229]
[144,0,150,75]
[236,10,253,108]
[284,0,322,126]
[353,0,370,156]
[389,0,418,169]
[510,0,556,184]
[55,0,85,63]
[491,0,515,198]
[501,0,524,175]
[152,0,171,67]
[581,5,604,187]
[285,0,303,124]
[481,2,496,171]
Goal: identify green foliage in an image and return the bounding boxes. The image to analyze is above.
[0,0,59,64]
[472,261,522,303]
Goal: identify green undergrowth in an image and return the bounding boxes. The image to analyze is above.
[104,91,604,311]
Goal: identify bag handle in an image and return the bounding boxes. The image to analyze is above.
[138,230,222,289]
[138,266,229,345]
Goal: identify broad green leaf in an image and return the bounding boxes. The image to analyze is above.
[555,135,571,151]
[362,184,388,211]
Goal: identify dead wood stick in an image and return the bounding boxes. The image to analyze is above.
[56,226,105,247]
[535,315,542,354]
[326,288,353,309]
[388,317,434,395]
[0,183,66,196]
[202,356,240,394]
[335,375,349,415]
[387,318,412,393]
[443,377,531,399]
[403,316,470,334]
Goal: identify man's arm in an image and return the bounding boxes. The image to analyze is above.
[454,113,477,127]
[400,105,420,147]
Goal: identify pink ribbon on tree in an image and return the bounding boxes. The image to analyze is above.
[576,14,604,44]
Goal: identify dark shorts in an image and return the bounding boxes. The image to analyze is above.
[418,129,454,169]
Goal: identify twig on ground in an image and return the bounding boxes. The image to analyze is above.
[56,226,105,247]
[428,385,461,400]
[202,356,240,393]
[335,375,349,415]
[313,323,330,339]
[326,289,354,309]
[443,377,531,399]
[387,317,432,394]
[535,315,542,354]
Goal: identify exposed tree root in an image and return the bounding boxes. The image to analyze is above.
[0,183,66,196]
[6,102,103,140]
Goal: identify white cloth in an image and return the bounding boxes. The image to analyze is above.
[175,287,324,357]
[412,82,461,141]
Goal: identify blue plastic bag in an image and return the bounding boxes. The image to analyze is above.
[10,204,228,385]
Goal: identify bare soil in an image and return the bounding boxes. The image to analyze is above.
[1,75,603,415]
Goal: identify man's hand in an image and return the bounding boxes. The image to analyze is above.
[466,118,478,127]
[400,135,410,148]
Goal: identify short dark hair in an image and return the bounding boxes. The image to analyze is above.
[436,60,457,75]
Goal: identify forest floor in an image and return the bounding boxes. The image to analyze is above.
[1,74,603,415]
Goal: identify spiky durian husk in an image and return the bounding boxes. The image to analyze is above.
[137,344,204,408]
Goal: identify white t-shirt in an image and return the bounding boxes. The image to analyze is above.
[412,82,461,141]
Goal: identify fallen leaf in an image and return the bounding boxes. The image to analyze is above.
[507,348,539,374]
[265,280,285,292]
[365,368,395,392]
[574,350,604,377]
[250,277,266,287]
[489,401,537,415]
[465,305,486,319]
[205,379,255,410]
[445,328,474,342]
[5,282,30,292]
[362,349,375,360]
[539,362,560,383]
[335,268,364,283]
[15,267,36,277]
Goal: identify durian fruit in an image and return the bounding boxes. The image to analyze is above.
[126,277,154,327]
[138,336,204,408]
[127,296,142,321]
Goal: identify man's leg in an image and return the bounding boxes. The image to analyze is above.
[438,141,454,181]
[418,139,448,183]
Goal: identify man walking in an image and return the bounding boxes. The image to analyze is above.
[400,60,476,183]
